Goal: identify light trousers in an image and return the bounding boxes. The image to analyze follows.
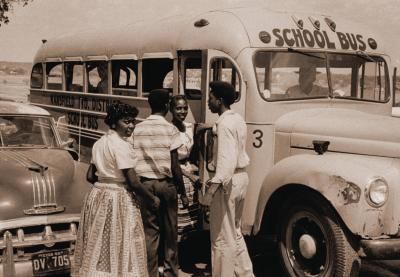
[209,171,255,277]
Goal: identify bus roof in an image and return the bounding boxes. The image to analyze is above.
[33,6,387,63]
[0,101,50,116]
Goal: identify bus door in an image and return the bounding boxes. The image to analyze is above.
[179,49,245,200]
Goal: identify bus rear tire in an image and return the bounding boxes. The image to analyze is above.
[277,196,360,277]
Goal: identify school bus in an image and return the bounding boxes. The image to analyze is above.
[29,6,400,276]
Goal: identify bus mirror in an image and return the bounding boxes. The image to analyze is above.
[60,137,74,148]
[261,89,271,98]
[56,116,66,127]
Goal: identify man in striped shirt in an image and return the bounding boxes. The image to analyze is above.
[133,89,188,277]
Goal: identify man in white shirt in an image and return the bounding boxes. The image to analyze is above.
[203,81,254,277]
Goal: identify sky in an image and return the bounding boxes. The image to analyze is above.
[0,0,399,65]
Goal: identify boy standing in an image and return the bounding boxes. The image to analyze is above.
[203,81,254,277]
[133,89,188,277]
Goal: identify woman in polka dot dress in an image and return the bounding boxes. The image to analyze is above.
[73,104,160,277]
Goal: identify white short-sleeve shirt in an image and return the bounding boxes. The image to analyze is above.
[92,129,136,183]
[177,122,194,161]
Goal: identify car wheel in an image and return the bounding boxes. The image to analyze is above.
[278,197,360,277]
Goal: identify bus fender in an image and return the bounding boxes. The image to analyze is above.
[253,153,399,237]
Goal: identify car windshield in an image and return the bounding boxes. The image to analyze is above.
[0,116,57,148]
[254,51,389,102]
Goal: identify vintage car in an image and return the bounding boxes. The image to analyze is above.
[0,100,91,276]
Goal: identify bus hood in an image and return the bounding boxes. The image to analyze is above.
[0,148,80,220]
[276,108,400,158]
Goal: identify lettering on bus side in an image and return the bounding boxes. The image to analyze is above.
[50,94,75,108]
[67,112,99,130]
[272,28,368,51]
[50,94,121,113]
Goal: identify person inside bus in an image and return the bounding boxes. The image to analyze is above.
[202,81,254,277]
[133,89,188,277]
[73,103,159,277]
[169,95,201,242]
[286,64,328,97]
[96,63,108,93]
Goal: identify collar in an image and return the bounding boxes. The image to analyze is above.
[215,109,235,125]
[213,110,235,135]
[107,129,130,141]
[147,114,167,121]
[107,129,117,135]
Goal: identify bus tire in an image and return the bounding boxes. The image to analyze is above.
[277,196,360,277]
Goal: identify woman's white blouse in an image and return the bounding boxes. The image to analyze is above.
[177,122,194,161]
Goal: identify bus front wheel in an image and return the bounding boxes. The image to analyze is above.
[278,197,360,277]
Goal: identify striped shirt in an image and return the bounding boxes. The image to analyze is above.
[133,115,182,179]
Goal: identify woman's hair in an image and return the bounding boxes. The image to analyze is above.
[104,103,139,128]
[169,94,187,112]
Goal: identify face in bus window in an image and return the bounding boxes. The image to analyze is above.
[298,66,317,94]
[171,97,188,123]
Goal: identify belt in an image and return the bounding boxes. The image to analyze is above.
[140,176,171,182]
[94,182,128,190]
[235,168,246,173]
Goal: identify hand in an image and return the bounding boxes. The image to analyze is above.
[151,196,160,211]
[180,194,189,209]
[196,123,213,131]
[193,179,203,190]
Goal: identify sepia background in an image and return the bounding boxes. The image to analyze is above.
[0,1,400,276]
[0,0,399,103]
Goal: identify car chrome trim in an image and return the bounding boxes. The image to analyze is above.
[0,214,80,232]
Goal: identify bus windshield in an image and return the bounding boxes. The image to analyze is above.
[254,51,389,102]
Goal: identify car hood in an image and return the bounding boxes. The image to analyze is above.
[0,148,77,220]
[276,108,400,158]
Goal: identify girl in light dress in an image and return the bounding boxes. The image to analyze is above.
[170,95,201,241]
[73,103,159,277]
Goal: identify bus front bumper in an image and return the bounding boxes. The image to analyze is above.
[360,238,400,259]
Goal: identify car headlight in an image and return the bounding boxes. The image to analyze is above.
[365,177,389,207]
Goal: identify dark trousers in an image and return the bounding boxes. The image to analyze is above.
[138,177,178,277]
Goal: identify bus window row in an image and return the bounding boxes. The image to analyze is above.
[30,56,241,100]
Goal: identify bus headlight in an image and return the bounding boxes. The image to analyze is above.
[365,177,388,207]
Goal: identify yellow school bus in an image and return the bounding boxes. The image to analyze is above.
[29,6,400,276]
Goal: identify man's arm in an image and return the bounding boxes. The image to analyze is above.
[171,149,189,208]
[86,163,98,184]
[122,168,160,211]
[202,123,237,206]
[210,123,238,186]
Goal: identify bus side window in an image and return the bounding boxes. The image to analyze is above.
[31,63,43,89]
[112,60,138,96]
[183,58,202,100]
[87,61,108,94]
[65,62,84,92]
[142,58,173,97]
[210,58,241,101]
[46,62,63,90]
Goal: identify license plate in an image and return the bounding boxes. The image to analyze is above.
[32,249,71,276]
